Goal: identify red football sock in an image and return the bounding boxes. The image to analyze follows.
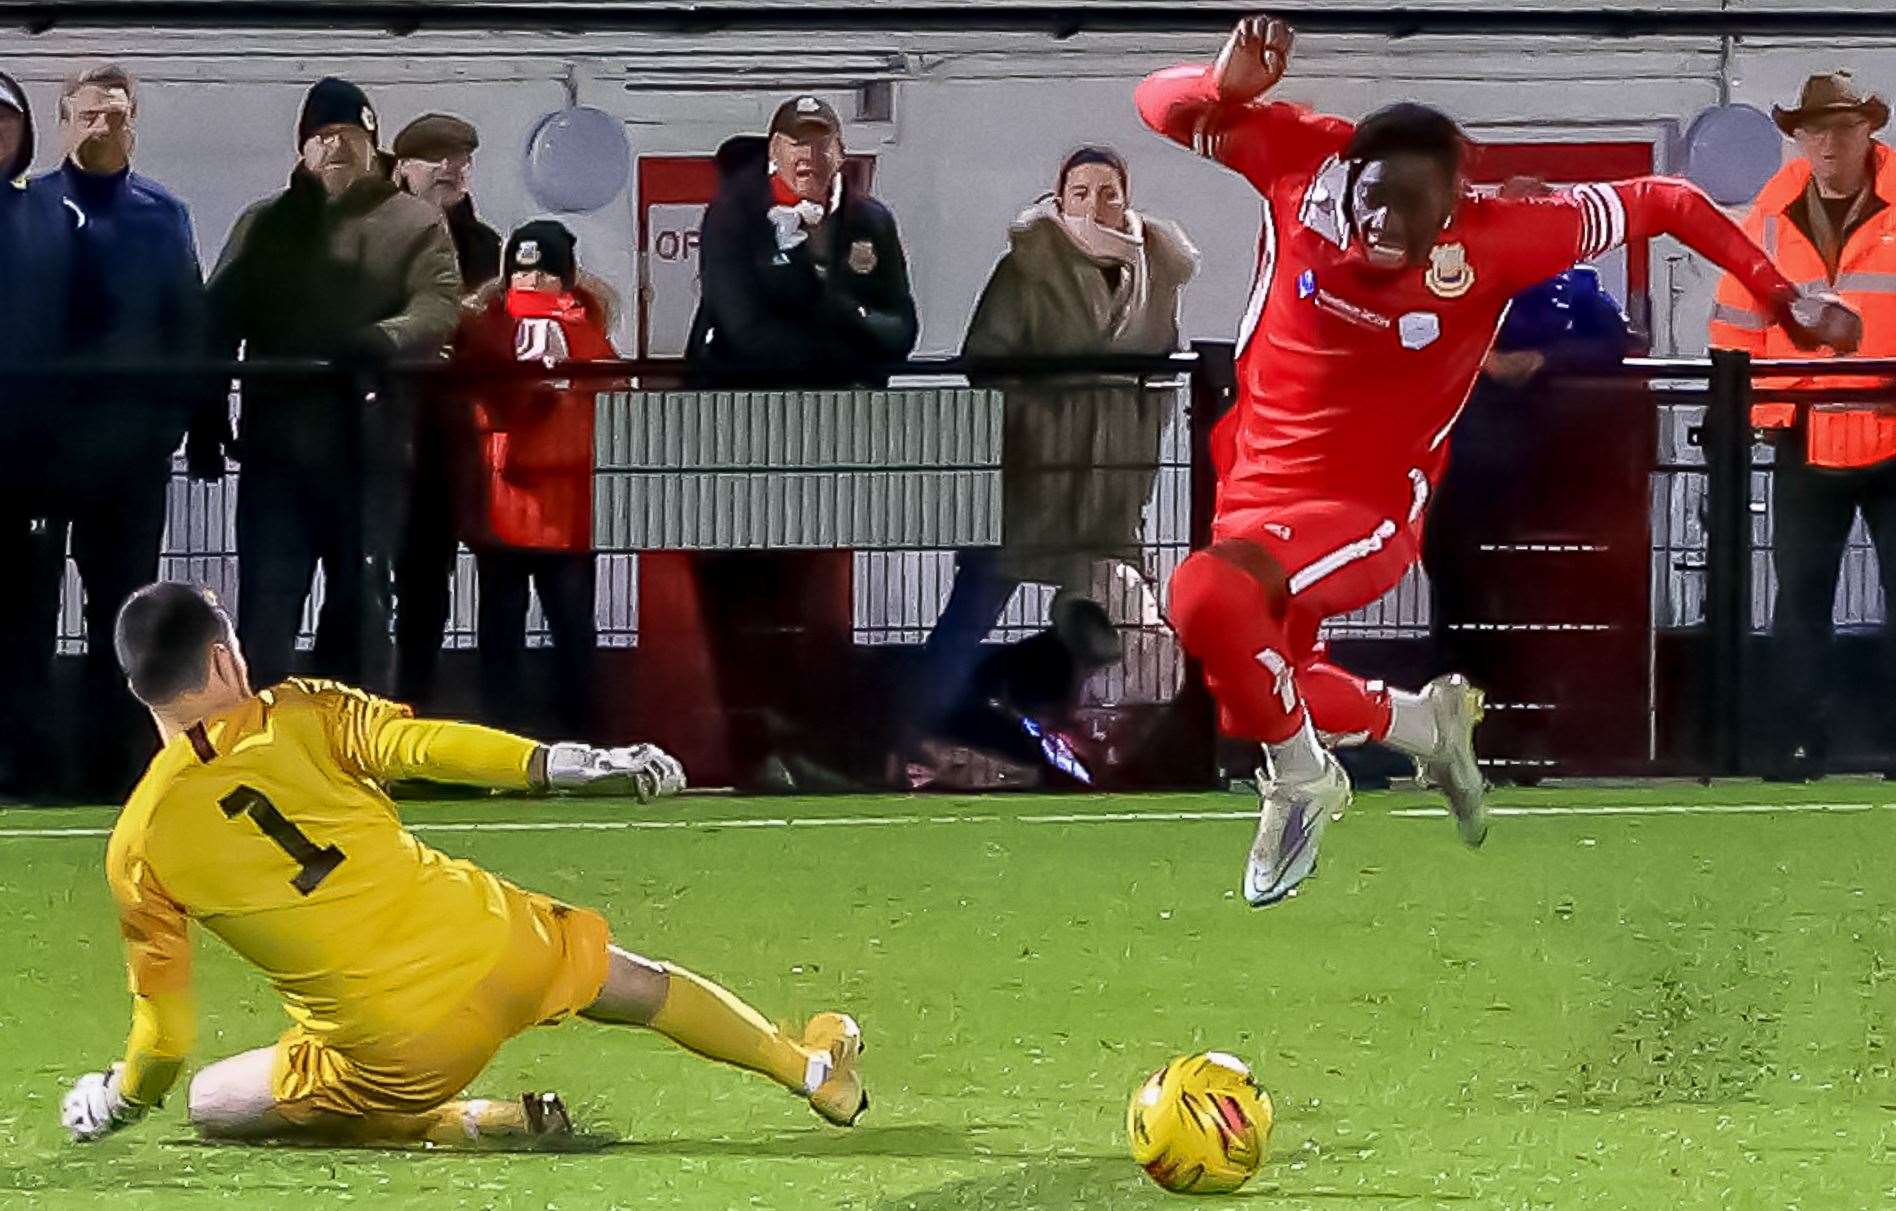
[1166,549,1307,744]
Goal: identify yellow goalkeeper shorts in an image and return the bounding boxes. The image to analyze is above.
[270,890,610,1121]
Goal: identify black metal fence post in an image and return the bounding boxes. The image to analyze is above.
[1176,340,1236,787]
[1702,348,1754,776]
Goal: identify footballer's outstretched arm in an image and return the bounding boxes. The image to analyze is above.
[1612,177,1860,351]
[1512,178,1862,352]
[319,683,684,802]
[1134,15,1351,187]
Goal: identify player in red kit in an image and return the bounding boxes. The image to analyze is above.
[1139,15,1863,907]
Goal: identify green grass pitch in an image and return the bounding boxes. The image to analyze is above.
[1,782,1893,1209]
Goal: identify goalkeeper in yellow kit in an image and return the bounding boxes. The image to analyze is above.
[60,582,866,1146]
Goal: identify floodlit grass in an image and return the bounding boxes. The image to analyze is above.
[2,783,1893,1208]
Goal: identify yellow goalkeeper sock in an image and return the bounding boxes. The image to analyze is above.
[648,963,816,1093]
[292,1100,528,1148]
[424,1099,533,1146]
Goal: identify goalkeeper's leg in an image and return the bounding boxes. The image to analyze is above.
[185,1048,570,1147]
[582,945,866,1126]
[185,945,867,1145]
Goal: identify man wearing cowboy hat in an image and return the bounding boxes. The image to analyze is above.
[1711,71,1896,781]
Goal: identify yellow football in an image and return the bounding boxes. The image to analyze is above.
[1125,1051,1274,1195]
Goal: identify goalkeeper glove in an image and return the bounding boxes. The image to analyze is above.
[61,1065,146,1143]
[544,742,686,802]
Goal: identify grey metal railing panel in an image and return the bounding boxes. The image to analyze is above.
[593,388,1003,551]
[1652,398,1888,631]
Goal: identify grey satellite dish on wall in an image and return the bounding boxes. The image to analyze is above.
[524,106,632,213]
[1681,103,1784,206]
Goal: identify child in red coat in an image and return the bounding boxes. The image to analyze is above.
[457,220,615,735]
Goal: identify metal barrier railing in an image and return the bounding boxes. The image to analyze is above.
[12,347,1896,778]
[1611,352,1896,774]
[7,352,1207,721]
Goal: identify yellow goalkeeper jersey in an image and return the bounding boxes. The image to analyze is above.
[107,679,542,1084]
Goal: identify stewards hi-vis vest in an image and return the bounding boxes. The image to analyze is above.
[1709,142,1896,468]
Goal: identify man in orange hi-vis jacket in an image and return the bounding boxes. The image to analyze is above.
[1710,72,1896,780]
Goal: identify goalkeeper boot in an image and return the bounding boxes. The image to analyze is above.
[1242,754,1350,908]
[1413,674,1489,848]
[801,1012,867,1126]
[519,1091,574,1138]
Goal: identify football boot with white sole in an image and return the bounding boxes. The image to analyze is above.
[1242,754,1352,907]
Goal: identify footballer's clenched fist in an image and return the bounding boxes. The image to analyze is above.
[1213,14,1294,104]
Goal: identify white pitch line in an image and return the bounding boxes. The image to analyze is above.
[1389,801,1885,819]
[1020,810,1255,825]
[0,800,1889,842]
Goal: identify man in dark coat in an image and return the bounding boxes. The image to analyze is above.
[389,112,501,708]
[0,70,74,798]
[199,76,461,695]
[686,96,917,386]
[23,64,209,798]
[681,97,918,789]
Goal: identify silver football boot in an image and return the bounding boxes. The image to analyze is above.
[1413,674,1489,848]
[1241,753,1352,907]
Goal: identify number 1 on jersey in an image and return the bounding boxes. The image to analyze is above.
[220,786,346,895]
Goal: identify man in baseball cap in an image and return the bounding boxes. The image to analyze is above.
[682,92,918,791]
[766,95,844,208]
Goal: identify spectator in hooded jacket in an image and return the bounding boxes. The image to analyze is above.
[685,95,917,386]
[24,64,209,798]
[201,76,460,695]
[455,221,611,737]
[390,112,502,709]
[912,146,1198,764]
[0,69,74,799]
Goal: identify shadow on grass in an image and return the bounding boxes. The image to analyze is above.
[158,1122,1037,1162]
[604,1122,1094,1162]
[859,1158,1481,1210]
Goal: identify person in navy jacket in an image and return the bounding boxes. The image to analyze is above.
[28,64,210,799]
[0,69,76,799]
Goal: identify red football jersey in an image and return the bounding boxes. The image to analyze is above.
[1136,64,1799,517]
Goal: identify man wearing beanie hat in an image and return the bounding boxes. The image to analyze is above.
[200,75,460,695]
[455,218,612,737]
[0,69,75,799]
[389,111,500,709]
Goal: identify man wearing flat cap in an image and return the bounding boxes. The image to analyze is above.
[393,113,500,293]
[1711,71,1896,780]
[390,112,502,709]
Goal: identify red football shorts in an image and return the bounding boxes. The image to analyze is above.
[1210,489,1426,632]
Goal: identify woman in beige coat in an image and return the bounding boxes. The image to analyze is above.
[913,146,1198,753]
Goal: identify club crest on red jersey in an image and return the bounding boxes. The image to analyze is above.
[1425,243,1474,298]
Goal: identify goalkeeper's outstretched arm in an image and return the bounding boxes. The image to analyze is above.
[67,849,197,1142]
[322,683,685,802]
